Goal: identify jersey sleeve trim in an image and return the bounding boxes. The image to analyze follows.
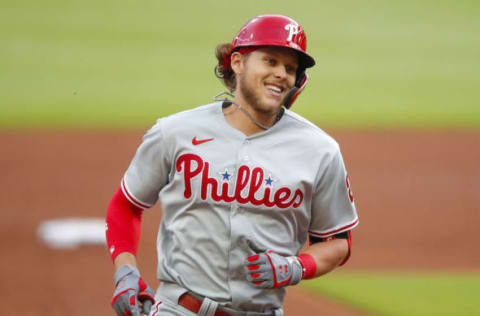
[121,178,154,210]
[309,217,359,238]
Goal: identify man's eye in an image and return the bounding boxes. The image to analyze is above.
[266,58,275,65]
[286,66,297,74]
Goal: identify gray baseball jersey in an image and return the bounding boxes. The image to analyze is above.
[121,102,359,312]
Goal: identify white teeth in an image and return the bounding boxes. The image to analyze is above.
[266,85,282,93]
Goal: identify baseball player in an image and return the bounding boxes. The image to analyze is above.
[106,14,359,316]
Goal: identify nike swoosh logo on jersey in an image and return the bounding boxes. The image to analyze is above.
[192,137,214,145]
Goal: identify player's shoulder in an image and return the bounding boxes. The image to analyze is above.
[282,109,340,152]
[163,102,219,122]
[148,102,220,132]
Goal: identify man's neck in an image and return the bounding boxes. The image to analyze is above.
[224,98,280,136]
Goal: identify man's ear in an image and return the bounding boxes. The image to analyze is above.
[231,52,244,75]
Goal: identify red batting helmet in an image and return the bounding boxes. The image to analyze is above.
[223,14,316,108]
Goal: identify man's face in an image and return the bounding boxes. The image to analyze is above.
[236,47,299,115]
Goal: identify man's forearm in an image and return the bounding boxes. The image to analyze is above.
[106,187,144,264]
[300,238,349,278]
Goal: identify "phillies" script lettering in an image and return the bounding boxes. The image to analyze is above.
[176,153,303,209]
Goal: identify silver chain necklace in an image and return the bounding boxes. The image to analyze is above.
[213,92,283,130]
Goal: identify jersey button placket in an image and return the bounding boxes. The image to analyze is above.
[228,138,251,305]
[230,139,249,284]
[236,144,250,214]
[242,139,250,162]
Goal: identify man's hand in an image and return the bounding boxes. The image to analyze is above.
[244,252,303,289]
[111,265,155,316]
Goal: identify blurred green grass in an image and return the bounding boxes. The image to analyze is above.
[303,271,480,316]
[1,0,479,129]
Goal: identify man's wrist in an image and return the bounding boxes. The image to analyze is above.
[297,254,317,280]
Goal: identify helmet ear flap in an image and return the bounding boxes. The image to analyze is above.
[283,70,308,108]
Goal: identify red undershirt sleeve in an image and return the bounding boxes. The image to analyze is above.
[105,186,144,261]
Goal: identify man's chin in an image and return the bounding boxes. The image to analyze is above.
[245,94,283,115]
[254,104,281,115]
[263,100,284,113]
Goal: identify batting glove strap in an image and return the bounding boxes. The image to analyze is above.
[111,265,155,316]
[287,256,303,285]
[245,252,303,289]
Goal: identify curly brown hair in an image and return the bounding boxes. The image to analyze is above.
[214,42,236,92]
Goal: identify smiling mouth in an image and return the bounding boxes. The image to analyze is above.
[265,83,286,96]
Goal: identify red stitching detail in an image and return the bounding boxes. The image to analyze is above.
[152,301,163,316]
[265,253,278,286]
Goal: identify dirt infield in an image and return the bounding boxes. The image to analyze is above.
[1,130,478,315]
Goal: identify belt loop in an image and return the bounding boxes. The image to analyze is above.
[198,297,219,316]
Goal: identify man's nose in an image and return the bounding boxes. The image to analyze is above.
[273,65,287,79]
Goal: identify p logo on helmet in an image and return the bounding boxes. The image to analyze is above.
[285,24,299,42]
